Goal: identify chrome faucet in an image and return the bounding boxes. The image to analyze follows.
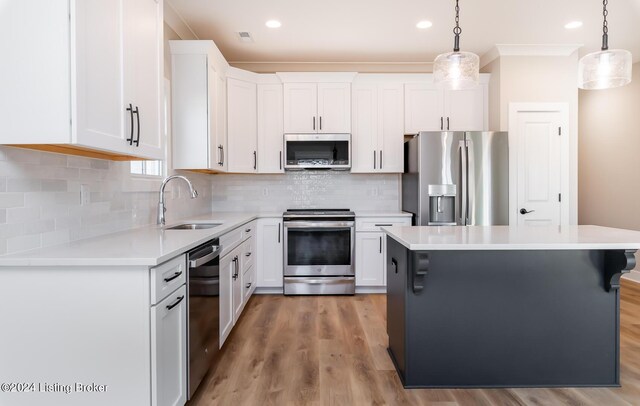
[157,175,198,226]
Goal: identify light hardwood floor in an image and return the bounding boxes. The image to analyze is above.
[189,280,640,405]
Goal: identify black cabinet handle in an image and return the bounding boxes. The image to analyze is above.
[279,151,282,170]
[163,271,182,283]
[253,151,257,170]
[221,145,225,166]
[126,104,134,145]
[373,150,377,169]
[440,117,443,130]
[379,236,382,254]
[278,223,281,243]
[313,116,316,131]
[245,228,251,233]
[447,117,450,131]
[166,295,184,310]
[245,252,252,257]
[379,150,383,169]
[319,116,322,131]
[218,145,223,166]
[246,282,252,289]
[133,106,140,146]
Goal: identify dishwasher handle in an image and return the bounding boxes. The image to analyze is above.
[189,245,221,268]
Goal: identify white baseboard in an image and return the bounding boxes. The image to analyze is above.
[254,287,283,295]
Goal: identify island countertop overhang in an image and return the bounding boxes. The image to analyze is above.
[382,225,640,251]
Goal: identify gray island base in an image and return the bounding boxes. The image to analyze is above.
[384,225,640,388]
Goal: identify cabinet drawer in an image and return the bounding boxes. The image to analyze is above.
[356,217,411,232]
[220,220,256,258]
[220,227,244,258]
[241,237,255,272]
[242,221,256,242]
[243,265,255,302]
[151,255,187,305]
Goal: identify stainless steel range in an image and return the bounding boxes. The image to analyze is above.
[283,209,355,295]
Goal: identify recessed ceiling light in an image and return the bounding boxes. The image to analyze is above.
[265,20,282,28]
[564,21,583,29]
[416,20,433,29]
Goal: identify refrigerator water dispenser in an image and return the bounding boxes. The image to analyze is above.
[427,184,456,226]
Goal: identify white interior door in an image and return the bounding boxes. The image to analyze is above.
[514,111,563,226]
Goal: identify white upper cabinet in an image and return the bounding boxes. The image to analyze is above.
[257,84,284,173]
[227,78,258,173]
[317,83,351,133]
[444,86,487,131]
[404,83,444,134]
[404,75,489,134]
[283,83,317,133]
[170,40,228,172]
[281,74,354,134]
[0,0,164,160]
[352,83,404,173]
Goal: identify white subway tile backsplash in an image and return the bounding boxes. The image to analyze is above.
[0,193,25,209]
[0,146,212,255]
[6,234,40,253]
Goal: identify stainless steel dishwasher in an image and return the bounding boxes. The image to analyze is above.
[186,239,221,399]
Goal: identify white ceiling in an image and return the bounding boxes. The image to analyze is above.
[167,0,640,64]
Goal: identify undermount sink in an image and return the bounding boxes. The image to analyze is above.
[165,223,222,230]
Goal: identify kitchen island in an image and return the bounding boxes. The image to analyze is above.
[383,225,640,388]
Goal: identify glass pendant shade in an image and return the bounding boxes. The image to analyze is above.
[578,49,632,90]
[433,51,480,90]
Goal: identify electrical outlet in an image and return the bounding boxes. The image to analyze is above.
[80,184,90,206]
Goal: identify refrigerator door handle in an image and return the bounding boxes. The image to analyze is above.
[459,140,468,225]
[466,139,475,225]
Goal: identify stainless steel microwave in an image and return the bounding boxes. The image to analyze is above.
[283,134,351,171]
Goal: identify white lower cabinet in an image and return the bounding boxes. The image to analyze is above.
[355,216,412,287]
[256,218,284,288]
[151,285,187,406]
[219,223,256,347]
[355,232,386,286]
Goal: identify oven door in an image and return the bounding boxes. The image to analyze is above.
[284,221,355,276]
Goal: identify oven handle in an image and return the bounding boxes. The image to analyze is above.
[291,278,354,285]
[284,221,355,228]
[189,245,221,268]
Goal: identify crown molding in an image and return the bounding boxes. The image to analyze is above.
[230,61,434,74]
[480,44,583,68]
[164,1,199,40]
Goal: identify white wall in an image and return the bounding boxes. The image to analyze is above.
[483,53,580,224]
[579,63,640,229]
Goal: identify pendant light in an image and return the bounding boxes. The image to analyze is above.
[578,0,632,90]
[434,0,479,90]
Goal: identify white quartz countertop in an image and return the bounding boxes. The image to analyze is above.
[0,212,267,267]
[383,225,640,251]
[355,211,412,218]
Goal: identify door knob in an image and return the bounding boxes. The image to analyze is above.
[520,208,535,215]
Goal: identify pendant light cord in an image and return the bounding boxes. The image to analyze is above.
[601,0,609,50]
[453,0,462,52]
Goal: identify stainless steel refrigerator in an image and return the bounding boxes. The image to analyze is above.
[402,131,509,226]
